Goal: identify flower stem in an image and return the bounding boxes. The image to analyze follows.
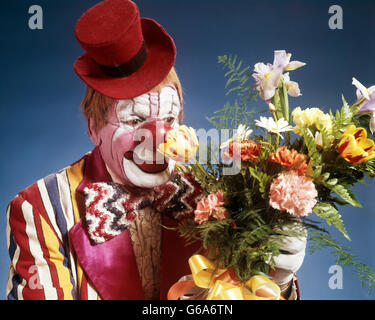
[281,81,290,123]
[276,133,280,148]
[279,79,291,146]
[272,110,278,123]
[285,130,291,148]
[271,94,280,121]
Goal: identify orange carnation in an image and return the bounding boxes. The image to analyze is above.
[268,146,308,175]
[223,140,261,162]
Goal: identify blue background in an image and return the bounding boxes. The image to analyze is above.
[0,0,374,299]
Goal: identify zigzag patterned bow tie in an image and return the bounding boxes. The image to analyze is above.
[83,173,202,245]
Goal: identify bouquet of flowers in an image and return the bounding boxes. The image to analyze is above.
[159,50,375,299]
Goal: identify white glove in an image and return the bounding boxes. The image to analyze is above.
[271,225,307,285]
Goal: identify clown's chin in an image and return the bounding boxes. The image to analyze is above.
[122,157,175,188]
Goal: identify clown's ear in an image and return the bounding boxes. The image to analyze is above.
[87,118,102,146]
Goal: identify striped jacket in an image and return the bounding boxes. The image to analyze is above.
[6,147,198,300]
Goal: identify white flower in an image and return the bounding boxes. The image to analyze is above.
[220,124,253,149]
[314,131,323,148]
[253,50,306,102]
[352,78,375,134]
[307,128,323,148]
[273,50,306,72]
[352,77,370,100]
[370,114,375,134]
[283,73,302,97]
[269,102,277,112]
[253,63,282,101]
[255,117,293,138]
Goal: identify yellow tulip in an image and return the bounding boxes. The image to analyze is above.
[157,125,199,162]
[338,125,375,164]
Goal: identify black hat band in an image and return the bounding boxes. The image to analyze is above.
[96,41,147,78]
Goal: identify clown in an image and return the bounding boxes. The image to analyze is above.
[6,0,305,300]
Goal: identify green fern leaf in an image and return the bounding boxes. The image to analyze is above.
[324,183,362,207]
[308,230,375,294]
[332,94,354,137]
[302,128,321,166]
[313,202,350,240]
[248,167,271,198]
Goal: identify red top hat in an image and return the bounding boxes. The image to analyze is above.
[73,0,176,99]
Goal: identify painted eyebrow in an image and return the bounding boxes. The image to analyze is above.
[129,110,149,118]
[160,110,179,117]
[158,97,180,117]
[117,99,151,119]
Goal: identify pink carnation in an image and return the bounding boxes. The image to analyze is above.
[269,170,318,217]
[194,190,230,224]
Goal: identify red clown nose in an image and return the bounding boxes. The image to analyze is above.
[136,119,172,151]
[124,119,172,173]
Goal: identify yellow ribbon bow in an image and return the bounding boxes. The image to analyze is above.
[168,254,281,300]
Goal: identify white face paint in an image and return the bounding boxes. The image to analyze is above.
[107,85,181,188]
[158,86,181,130]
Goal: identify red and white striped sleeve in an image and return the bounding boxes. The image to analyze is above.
[6,194,76,300]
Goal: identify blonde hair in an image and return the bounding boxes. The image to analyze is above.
[81,67,183,130]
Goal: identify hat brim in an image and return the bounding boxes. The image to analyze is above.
[74,18,176,99]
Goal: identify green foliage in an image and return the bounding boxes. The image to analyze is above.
[218,54,257,103]
[354,113,375,141]
[231,221,274,281]
[206,100,256,130]
[248,166,272,199]
[206,55,261,130]
[273,78,290,122]
[364,159,375,178]
[322,182,362,208]
[308,229,375,295]
[302,128,319,164]
[312,202,350,240]
[331,95,355,137]
[320,126,332,151]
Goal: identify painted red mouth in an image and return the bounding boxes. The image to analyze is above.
[124,151,169,173]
